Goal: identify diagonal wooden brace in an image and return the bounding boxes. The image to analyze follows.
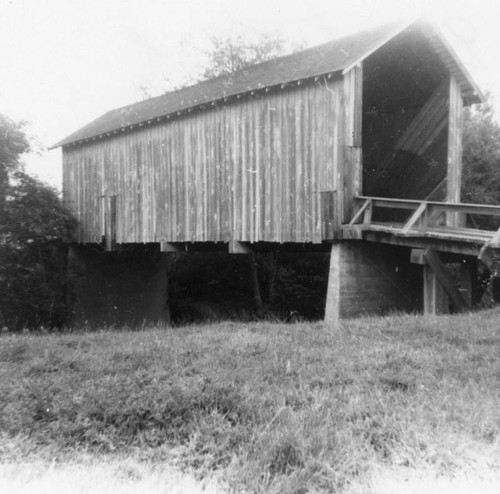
[348,198,372,225]
[402,202,427,234]
[422,247,468,312]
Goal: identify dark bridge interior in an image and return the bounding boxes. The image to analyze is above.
[362,27,450,203]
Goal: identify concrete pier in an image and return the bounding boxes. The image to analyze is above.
[325,242,420,321]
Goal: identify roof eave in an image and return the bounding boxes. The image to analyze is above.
[419,20,485,105]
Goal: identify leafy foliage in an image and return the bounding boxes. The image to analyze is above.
[167,251,329,323]
[461,96,500,227]
[0,114,77,331]
[0,114,31,208]
[201,34,288,80]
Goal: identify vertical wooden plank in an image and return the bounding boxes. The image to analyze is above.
[233,103,241,241]
[250,98,258,242]
[188,116,195,241]
[220,108,226,241]
[303,85,311,240]
[257,97,263,240]
[263,96,272,241]
[202,112,208,240]
[211,108,217,241]
[296,92,304,242]
[281,90,288,242]
[288,94,296,242]
[224,105,233,242]
[166,127,174,241]
[459,259,475,309]
[310,83,321,243]
[271,92,279,242]
[247,98,254,242]
[195,114,203,241]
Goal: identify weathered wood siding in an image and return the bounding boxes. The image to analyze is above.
[63,77,344,244]
[342,66,363,223]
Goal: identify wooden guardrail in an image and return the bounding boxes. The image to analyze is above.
[348,196,500,247]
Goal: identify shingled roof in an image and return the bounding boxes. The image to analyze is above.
[54,18,482,148]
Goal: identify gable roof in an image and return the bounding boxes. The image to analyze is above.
[54,18,483,149]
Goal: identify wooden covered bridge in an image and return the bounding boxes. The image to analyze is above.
[54,18,500,325]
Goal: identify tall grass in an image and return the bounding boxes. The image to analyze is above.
[1,311,499,492]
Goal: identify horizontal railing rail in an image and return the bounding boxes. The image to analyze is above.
[347,196,500,247]
[354,196,500,217]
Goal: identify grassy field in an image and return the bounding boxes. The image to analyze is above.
[1,310,499,493]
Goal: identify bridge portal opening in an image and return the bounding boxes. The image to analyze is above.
[362,27,450,204]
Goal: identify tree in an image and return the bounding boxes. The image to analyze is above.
[460,95,500,233]
[137,33,295,99]
[0,113,77,331]
[0,114,30,208]
[461,95,500,209]
[201,33,287,80]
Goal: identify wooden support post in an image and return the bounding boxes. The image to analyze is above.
[413,248,469,314]
[423,264,449,315]
[413,248,448,314]
[447,76,464,227]
[422,248,467,313]
[248,253,263,314]
[459,259,476,309]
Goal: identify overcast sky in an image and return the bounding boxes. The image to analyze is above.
[1,0,499,188]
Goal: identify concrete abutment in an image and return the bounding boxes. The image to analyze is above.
[325,241,422,321]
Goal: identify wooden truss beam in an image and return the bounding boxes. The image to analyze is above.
[376,81,448,176]
[395,80,448,156]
